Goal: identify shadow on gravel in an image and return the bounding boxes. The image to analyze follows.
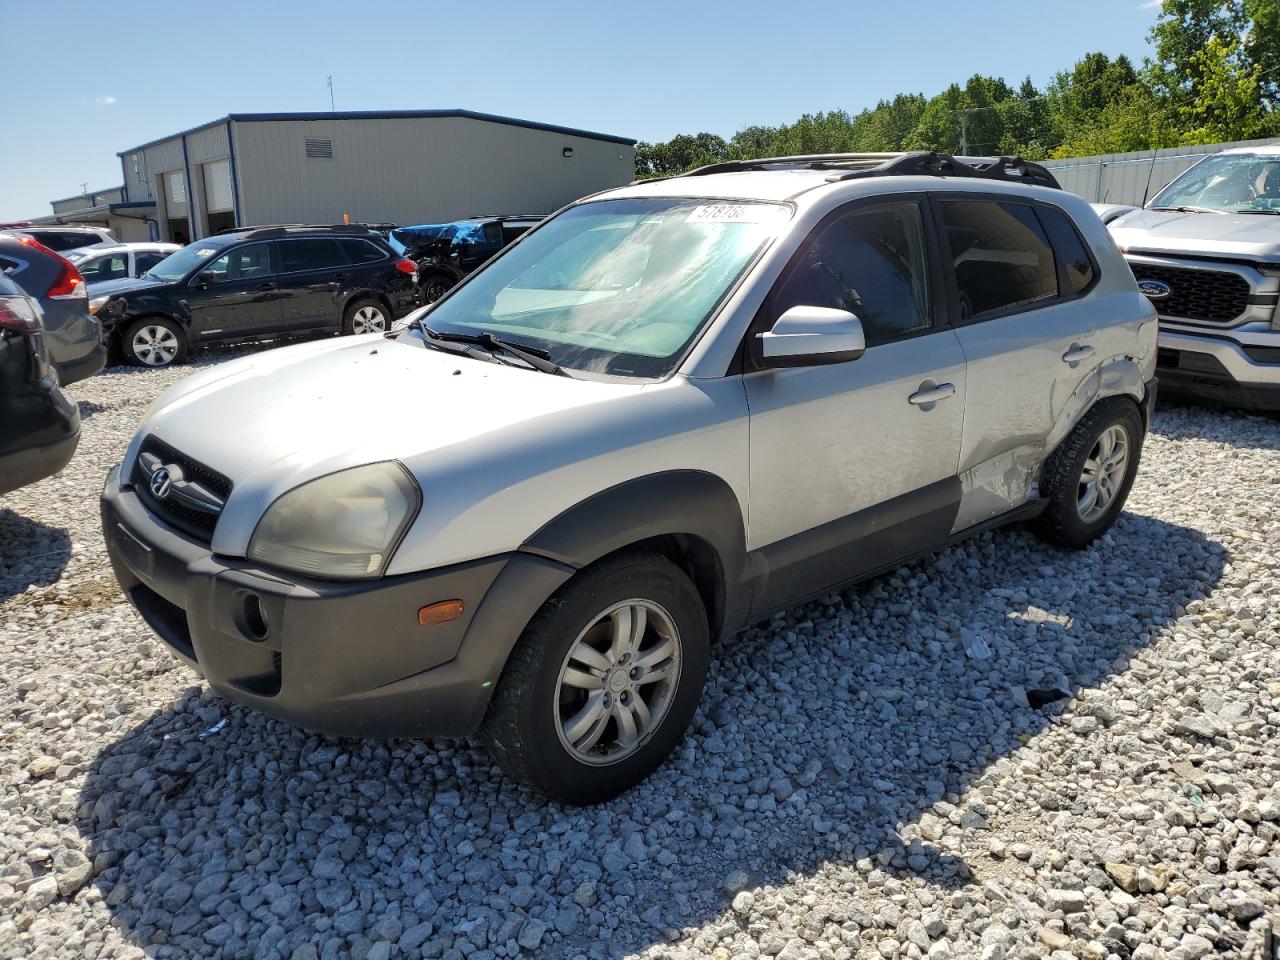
[74,513,1224,959]
[0,508,71,603]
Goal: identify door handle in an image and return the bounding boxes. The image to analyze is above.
[908,382,956,406]
[1062,343,1095,365]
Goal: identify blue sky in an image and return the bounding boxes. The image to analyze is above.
[2,0,1166,221]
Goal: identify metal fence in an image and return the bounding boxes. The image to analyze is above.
[1040,136,1280,206]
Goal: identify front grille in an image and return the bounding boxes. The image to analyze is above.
[132,436,232,543]
[1131,264,1251,325]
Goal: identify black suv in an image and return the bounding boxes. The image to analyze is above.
[389,215,541,302]
[93,225,419,367]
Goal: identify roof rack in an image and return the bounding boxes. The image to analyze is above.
[680,151,1061,190]
[218,223,384,238]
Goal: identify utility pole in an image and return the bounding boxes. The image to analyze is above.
[80,181,89,198]
[326,75,335,112]
[958,113,968,155]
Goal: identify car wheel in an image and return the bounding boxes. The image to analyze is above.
[480,551,710,805]
[342,299,389,335]
[1034,397,1144,550]
[420,274,454,304]
[124,317,187,368]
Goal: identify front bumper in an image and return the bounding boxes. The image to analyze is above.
[1157,329,1280,411]
[101,464,573,738]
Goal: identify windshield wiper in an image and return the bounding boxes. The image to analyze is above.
[419,327,571,377]
[391,316,501,365]
[1235,208,1280,215]
[1150,205,1227,215]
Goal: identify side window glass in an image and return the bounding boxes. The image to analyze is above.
[279,238,345,272]
[1037,205,1096,295]
[772,201,931,345]
[135,252,168,273]
[941,200,1058,319]
[80,255,129,282]
[482,222,504,245]
[337,239,386,264]
[204,245,272,282]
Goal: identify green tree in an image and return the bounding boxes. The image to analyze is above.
[1147,0,1247,97]
[1179,35,1272,141]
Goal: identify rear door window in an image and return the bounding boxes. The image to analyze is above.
[278,238,347,273]
[940,200,1058,319]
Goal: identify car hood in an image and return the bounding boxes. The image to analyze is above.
[133,335,647,546]
[91,275,171,296]
[1108,208,1280,262]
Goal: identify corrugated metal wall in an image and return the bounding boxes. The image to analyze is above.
[231,116,634,226]
[121,139,184,205]
[1042,136,1280,206]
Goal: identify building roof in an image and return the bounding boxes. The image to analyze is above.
[118,109,636,156]
[49,186,124,206]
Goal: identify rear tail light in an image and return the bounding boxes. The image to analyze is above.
[16,236,86,301]
[0,295,40,333]
[394,258,418,277]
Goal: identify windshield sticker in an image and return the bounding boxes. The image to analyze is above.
[195,248,217,256]
[686,204,778,224]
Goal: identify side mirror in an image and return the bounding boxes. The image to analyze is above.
[758,305,865,368]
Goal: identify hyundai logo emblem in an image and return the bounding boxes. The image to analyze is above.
[150,467,173,500]
[1137,279,1172,301]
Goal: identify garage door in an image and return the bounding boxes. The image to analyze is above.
[203,159,233,214]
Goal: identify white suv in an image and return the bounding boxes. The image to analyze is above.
[102,152,1158,803]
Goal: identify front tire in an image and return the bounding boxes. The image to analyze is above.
[123,317,187,368]
[480,551,710,805]
[1034,398,1144,549]
[420,273,454,304]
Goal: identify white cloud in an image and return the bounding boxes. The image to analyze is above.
[1138,0,1162,9]
[94,96,117,106]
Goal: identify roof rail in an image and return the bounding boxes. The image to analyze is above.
[219,223,384,238]
[679,151,1061,190]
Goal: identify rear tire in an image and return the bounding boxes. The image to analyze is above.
[123,317,187,368]
[342,298,389,335]
[1034,398,1144,550]
[480,551,710,805]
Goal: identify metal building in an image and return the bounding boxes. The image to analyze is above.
[1041,135,1280,207]
[43,110,636,243]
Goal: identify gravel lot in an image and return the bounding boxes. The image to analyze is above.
[1,348,1278,960]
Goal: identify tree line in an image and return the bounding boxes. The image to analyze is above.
[635,0,1280,178]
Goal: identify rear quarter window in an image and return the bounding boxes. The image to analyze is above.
[1037,205,1097,295]
[338,238,388,265]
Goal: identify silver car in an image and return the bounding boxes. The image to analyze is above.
[102,152,1158,803]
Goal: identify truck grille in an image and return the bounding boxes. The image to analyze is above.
[131,436,232,543]
[1130,264,1251,325]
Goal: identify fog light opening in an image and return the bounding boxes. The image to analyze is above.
[241,593,270,642]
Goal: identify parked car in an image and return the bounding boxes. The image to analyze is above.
[91,225,419,367]
[1103,145,1280,410]
[0,235,106,385]
[0,225,114,252]
[66,242,181,288]
[390,215,542,302]
[103,152,1157,803]
[0,273,80,496]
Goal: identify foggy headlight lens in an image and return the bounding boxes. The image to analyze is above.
[248,462,420,579]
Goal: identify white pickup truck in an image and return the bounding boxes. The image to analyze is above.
[1100,145,1280,411]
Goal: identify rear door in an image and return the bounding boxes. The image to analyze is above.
[275,238,349,328]
[743,196,968,612]
[187,242,281,339]
[936,195,1105,527]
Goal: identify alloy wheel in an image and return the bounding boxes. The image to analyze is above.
[351,306,387,334]
[1076,424,1129,523]
[554,599,682,765]
[132,325,179,366]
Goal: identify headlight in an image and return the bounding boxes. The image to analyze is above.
[89,295,109,315]
[248,462,421,579]
[1263,267,1280,329]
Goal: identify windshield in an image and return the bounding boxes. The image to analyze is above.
[408,198,788,378]
[144,240,229,281]
[1152,153,1280,214]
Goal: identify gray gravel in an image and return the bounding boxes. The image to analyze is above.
[1,349,1277,960]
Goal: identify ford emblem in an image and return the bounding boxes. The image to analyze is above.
[1137,279,1172,301]
[150,467,173,500]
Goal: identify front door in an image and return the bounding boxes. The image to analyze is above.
[275,238,350,329]
[744,197,967,613]
[187,242,280,339]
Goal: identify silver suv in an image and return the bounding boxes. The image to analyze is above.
[1104,145,1280,410]
[102,152,1158,803]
